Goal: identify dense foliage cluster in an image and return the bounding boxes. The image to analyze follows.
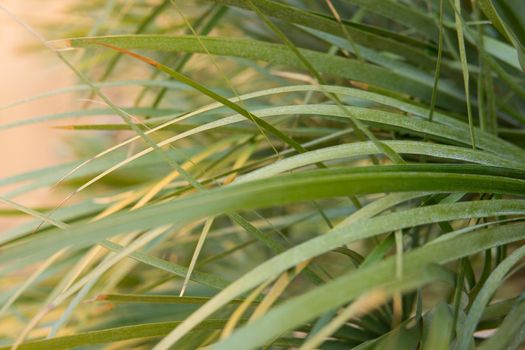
[1,0,525,349]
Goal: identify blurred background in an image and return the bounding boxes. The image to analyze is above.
[0,1,74,229]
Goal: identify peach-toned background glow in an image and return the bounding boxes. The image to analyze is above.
[1,1,74,229]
